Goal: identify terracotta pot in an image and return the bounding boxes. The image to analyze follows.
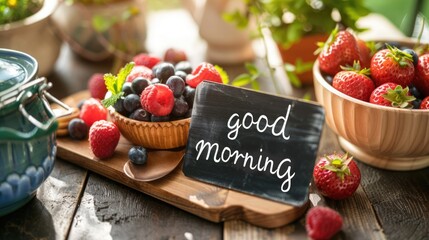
[277,34,328,85]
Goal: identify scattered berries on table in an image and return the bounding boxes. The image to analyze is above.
[68,118,89,140]
[128,146,148,165]
[88,73,107,100]
[305,206,343,240]
[313,153,361,200]
[79,98,108,127]
[89,120,120,159]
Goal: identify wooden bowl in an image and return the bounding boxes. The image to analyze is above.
[313,60,429,171]
[109,110,191,150]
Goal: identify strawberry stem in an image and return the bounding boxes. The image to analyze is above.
[323,153,353,181]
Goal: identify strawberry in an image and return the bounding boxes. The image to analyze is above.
[79,98,108,127]
[132,53,161,69]
[370,44,415,87]
[186,62,222,88]
[89,120,120,159]
[357,39,372,69]
[305,206,343,240]
[126,65,153,83]
[420,96,429,109]
[316,26,360,76]
[369,82,415,108]
[140,84,174,116]
[332,61,374,102]
[413,53,429,97]
[313,153,361,200]
[88,73,108,100]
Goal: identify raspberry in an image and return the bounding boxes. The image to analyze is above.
[88,73,107,100]
[89,120,120,159]
[79,98,108,127]
[126,65,153,83]
[163,48,187,65]
[132,53,160,69]
[186,62,222,88]
[140,84,174,117]
[305,206,343,240]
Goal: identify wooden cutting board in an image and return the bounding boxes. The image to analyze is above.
[55,91,308,228]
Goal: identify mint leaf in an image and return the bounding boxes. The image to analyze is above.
[101,92,124,108]
[215,65,230,84]
[102,62,134,108]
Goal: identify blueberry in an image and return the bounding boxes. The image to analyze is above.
[183,85,196,108]
[166,76,186,97]
[409,84,423,99]
[403,49,418,66]
[151,78,161,85]
[123,94,141,113]
[412,98,422,109]
[175,61,193,74]
[77,99,87,110]
[324,75,333,85]
[113,97,128,116]
[171,97,189,118]
[131,77,151,95]
[68,118,89,140]
[175,70,188,81]
[129,108,151,121]
[128,146,148,165]
[151,115,170,122]
[122,82,133,96]
[155,62,175,83]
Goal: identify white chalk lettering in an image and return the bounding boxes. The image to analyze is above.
[194,140,295,192]
[226,105,292,141]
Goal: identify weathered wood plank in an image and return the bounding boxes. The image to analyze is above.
[68,173,222,240]
[0,159,87,240]
[358,161,429,240]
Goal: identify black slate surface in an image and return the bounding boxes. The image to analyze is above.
[182,82,325,206]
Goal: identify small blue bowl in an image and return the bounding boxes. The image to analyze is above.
[0,48,58,216]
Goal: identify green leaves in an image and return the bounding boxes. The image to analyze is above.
[101,62,134,108]
[230,63,261,90]
[0,0,42,25]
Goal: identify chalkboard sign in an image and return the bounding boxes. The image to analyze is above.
[182,82,325,206]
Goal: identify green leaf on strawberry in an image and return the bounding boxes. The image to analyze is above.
[101,62,135,108]
[383,85,416,108]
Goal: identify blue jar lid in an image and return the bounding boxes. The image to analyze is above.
[0,48,38,93]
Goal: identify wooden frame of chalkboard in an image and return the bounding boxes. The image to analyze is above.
[183,81,325,206]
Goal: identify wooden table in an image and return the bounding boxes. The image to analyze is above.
[0,9,428,240]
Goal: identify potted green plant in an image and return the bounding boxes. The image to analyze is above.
[225,0,371,86]
[0,0,62,76]
[52,0,147,62]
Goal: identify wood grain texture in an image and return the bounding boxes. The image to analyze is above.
[358,162,429,240]
[56,91,307,228]
[68,173,222,240]
[0,160,87,240]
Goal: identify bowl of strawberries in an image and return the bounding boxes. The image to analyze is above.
[313,26,429,171]
[105,54,223,150]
